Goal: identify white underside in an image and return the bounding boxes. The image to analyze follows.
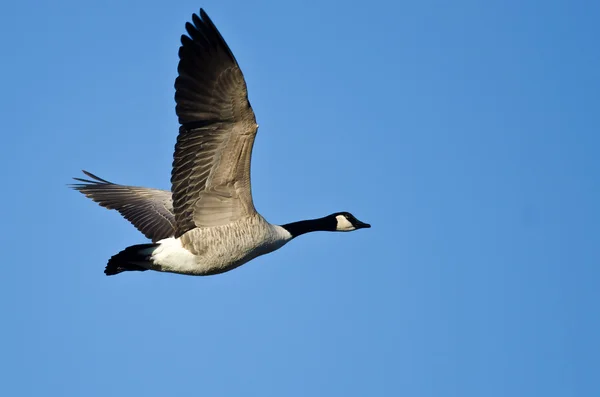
[151,237,197,273]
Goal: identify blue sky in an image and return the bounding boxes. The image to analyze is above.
[1,0,599,395]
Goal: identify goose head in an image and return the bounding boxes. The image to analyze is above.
[330,212,371,232]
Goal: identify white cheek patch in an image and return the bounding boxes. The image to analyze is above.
[335,215,355,231]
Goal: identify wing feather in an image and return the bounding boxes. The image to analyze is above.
[71,171,176,242]
[171,9,258,237]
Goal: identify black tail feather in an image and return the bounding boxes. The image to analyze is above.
[105,243,157,276]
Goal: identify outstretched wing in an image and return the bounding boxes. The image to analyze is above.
[171,9,259,237]
[71,171,175,242]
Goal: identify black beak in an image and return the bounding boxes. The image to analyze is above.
[355,220,371,229]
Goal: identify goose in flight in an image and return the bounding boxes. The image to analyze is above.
[72,9,370,276]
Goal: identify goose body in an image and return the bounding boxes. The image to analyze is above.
[153,216,291,275]
[72,9,370,276]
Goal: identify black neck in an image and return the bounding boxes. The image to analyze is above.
[281,216,337,238]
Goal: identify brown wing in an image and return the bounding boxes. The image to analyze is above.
[172,9,258,237]
[71,171,176,242]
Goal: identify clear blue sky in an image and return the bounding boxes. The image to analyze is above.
[1,0,599,396]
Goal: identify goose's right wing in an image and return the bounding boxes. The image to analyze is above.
[71,171,176,242]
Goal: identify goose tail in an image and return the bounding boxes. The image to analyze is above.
[105,243,158,276]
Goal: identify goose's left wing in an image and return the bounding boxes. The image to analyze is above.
[171,9,259,237]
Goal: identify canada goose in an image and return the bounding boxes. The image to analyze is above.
[71,9,370,276]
